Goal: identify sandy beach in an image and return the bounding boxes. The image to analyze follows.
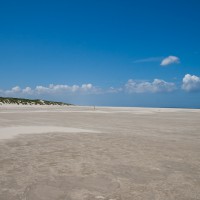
[0,105,200,200]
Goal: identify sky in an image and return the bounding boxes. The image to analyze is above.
[0,0,200,107]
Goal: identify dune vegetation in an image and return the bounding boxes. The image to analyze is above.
[0,97,71,106]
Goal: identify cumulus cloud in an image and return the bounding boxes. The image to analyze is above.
[4,86,21,95]
[81,84,93,91]
[160,56,180,66]
[0,83,100,96]
[0,79,177,98]
[11,86,21,92]
[34,83,99,94]
[35,86,50,94]
[106,87,123,94]
[182,74,200,92]
[22,87,32,94]
[125,79,176,93]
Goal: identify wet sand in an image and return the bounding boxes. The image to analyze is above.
[0,105,200,200]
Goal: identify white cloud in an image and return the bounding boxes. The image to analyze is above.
[71,85,79,92]
[125,79,176,93]
[9,83,99,95]
[0,79,177,98]
[182,74,200,92]
[106,87,123,93]
[133,57,163,63]
[4,86,21,95]
[160,56,180,66]
[11,86,21,92]
[81,84,93,91]
[22,87,33,94]
[35,86,50,94]
[49,84,69,90]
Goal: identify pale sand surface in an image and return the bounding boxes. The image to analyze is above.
[0,126,100,140]
[0,105,200,200]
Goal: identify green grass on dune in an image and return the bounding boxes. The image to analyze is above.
[0,97,72,106]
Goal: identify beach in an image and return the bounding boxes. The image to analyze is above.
[0,105,200,200]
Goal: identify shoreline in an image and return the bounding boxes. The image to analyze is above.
[0,103,200,110]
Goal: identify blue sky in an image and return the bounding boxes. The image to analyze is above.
[0,0,200,107]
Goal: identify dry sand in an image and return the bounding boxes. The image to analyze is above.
[0,105,200,200]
